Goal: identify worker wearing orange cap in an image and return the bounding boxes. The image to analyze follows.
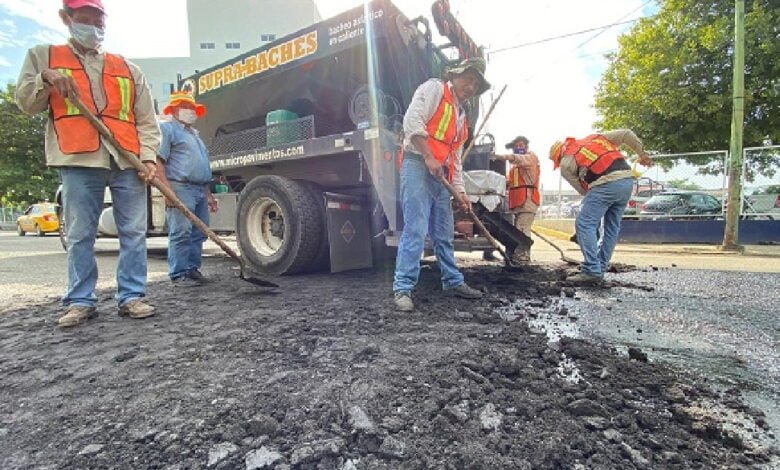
[156,92,218,287]
[549,130,653,285]
[15,0,161,327]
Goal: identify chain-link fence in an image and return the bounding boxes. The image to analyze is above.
[743,145,780,218]
[0,206,24,226]
[540,146,780,220]
[627,150,728,220]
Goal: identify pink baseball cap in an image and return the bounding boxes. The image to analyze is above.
[63,0,105,13]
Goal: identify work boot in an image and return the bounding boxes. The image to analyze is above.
[482,250,499,261]
[394,292,414,312]
[567,272,604,286]
[118,299,156,319]
[58,305,97,328]
[187,270,208,284]
[449,282,483,299]
[172,276,202,287]
[511,247,531,264]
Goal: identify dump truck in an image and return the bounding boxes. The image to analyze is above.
[169,0,531,275]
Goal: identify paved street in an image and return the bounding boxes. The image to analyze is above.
[0,231,172,312]
[2,229,779,313]
[0,229,778,467]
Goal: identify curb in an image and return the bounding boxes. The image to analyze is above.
[531,224,780,258]
[531,224,572,241]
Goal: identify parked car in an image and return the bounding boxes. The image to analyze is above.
[624,177,673,218]
[624,188,674,217]
[640,191,723,219]
[743,185,780,219]
[16,203,60,236]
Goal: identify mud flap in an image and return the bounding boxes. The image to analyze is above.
[325,193,373,273]
[209,193,238,232]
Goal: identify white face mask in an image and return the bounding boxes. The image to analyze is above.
[177,109,198,124]
[69,22,105,50]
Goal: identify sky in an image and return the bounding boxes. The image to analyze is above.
[0,0,657,190]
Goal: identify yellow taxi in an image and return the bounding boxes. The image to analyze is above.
[16,203,60,237]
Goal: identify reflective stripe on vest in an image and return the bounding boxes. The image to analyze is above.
[508,161,541,209]
[424,82,468,182]
[48,45,140,156]
[564,134,625,190]
[56,68,81,116]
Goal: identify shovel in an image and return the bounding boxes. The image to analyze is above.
[437,175,522,268]
[434,85,526,269]
[530,228,579,265]
[72,97,278,288]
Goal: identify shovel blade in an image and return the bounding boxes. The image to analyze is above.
[240,272,279,288]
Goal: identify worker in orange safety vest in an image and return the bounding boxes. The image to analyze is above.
[491,135,540,264]
[549,129,653,285]
[15,0,161,327]
[392,58,491,312]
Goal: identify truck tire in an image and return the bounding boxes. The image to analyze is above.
[369,190,396,267]
[237,176,325,275]
[301,182,330,273]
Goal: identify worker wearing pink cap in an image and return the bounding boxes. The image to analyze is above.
[15,0,161,327]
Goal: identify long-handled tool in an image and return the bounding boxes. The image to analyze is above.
[461,85,507,166]
[72,97,278,288]
[434,84,523,268]
[530,228,579,265]
[437,175,518,267]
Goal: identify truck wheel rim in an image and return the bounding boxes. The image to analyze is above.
[247,197,285,256]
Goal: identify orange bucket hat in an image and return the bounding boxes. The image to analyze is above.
[163,91,207,117]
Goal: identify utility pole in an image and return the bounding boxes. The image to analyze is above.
[723,0,745,250]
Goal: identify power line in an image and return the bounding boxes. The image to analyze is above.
[571,0,653,51]
[488,19,640,55]
[488,0,654,56]
[488,0,654,86]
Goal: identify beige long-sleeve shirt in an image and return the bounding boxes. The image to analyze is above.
[15,43,160,169]
[403,78,466,193]
[560,129,644,195]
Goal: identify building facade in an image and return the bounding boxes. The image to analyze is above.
[132,0,321,112]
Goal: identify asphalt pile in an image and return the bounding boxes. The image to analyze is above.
[0,259,775,469]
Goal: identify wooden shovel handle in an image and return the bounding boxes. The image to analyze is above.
[71,97,242,264]
[437,175,512,264]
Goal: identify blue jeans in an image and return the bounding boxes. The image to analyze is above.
[393,154,464,293]
[166,182,209,280]
[60,166,148,307]
[575,177,634,277]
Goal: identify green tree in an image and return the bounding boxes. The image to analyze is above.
[0,83,58,206]
[595,0,779,155]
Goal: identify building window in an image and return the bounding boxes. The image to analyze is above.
[225,42,241,49]
[261,34,276,42]
[199,42,215,50]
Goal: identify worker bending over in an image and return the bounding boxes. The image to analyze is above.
[549,129,653,285]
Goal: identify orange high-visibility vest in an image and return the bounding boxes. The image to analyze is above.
[563,134,626,190]
[424,82,469,181]
[508,154,541,209]
[48,45,140,156]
